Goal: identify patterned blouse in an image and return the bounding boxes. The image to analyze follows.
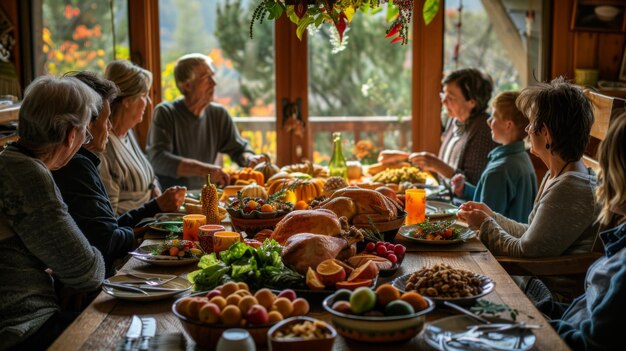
[100,130,158,215]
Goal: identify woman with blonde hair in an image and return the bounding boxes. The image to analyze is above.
[550,113,626,350]
[101,60,164,214]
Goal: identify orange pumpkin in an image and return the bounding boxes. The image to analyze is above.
[237,167,265,186]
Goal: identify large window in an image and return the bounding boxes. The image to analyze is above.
[443,0,547,94]
[307,4,412,166]
[34,0,129,75]
[159,0,276,165]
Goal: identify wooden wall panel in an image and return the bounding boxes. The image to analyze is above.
[0,0,22,94]
[412,0,444,154]
[552,0,626,82]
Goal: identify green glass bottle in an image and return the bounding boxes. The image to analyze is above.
[328,132,348,180]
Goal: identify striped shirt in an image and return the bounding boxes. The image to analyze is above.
[100,130,157,215]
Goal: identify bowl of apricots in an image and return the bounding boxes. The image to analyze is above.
[322,284,434,343]
[227,196,294,236]
[172,282,310,350]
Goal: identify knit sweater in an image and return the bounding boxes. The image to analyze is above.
[146,100,254,189]
[0,144,104,350]
[479,169,599,257]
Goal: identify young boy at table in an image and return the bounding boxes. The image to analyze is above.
[451,91,537,223]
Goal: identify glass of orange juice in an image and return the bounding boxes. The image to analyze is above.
[213,231,242,254]
[182,214,206,242]
[405,189,426,225]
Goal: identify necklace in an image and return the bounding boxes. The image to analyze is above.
[555,161,572,178]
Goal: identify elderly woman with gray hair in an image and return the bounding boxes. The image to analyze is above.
[0,76,105,350]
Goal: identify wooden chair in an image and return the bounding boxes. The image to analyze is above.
[495,90,625,281]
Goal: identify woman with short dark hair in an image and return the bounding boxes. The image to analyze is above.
[408,68,498,184]
[457,77,600,297]
[0,76,105,350]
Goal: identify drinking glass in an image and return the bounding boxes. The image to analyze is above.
[182,214,206,242]
[213,231,242,254]
[405,189,426,225]
[198,224,225,253]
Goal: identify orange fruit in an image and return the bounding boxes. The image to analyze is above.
[254,288,275,309]
[294,200,309,210]
[291,298,310,316]
[261,204,275,212]
[306,267,326,290]
[376,284,401,307]
[238,295,259,315]
[221,282,239,297]
[268,310,284,324]
[220,305,242,326]
[209,296,227,311]
[401,292,429,312]
[237,282,249,291]
[272,297,294,318]
[225,294,242,306]
[316,259,346,286]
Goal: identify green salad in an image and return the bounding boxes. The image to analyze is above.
[187,239,305,291]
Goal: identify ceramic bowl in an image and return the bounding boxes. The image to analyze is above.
[172,295,272,350]
[230,214,287,236]
[322,293,435,343]
[268,316,336,351]
[595,5,620,22]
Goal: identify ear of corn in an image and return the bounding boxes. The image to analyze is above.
[202,175,220,224]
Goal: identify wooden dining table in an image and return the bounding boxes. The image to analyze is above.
[49,230,571,351]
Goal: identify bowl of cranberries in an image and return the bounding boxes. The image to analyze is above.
[361,241,407,277]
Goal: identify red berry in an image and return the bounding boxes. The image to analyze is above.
[376,245,388,256]
[394,245,406,257]
[386,243,396,251]
[387,253,398,264]
[365,242,376,252]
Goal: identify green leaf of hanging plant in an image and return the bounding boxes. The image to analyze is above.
[296,17,314,40]
[314,13,326,27]
[267,3,284,20]
[423,0,440,25]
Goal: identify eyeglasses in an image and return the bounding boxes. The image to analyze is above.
[439,92,459,103]
[83,127,93,145]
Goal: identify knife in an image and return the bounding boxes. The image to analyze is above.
[124,315,142,351]
[104,281,189,293]
[128,252,180,260]
[138,317,156,351]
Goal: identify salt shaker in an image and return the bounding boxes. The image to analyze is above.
[216,328,256,351]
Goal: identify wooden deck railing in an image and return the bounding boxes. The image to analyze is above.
[233,115,412,161]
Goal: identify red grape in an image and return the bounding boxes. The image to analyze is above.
[394,245,406,257]
[376,245,388,256]
[365,242,376,252]
[387,253,398,264]
[386,243,396,251]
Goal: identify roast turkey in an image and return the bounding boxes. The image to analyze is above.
[270,209,349,244]
[319,186,400,223]
[281,228,363,274]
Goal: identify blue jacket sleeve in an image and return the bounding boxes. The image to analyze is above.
[552,262,626,350]
[477,170,510,216]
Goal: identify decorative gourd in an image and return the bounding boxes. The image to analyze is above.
[254,153,280,180]
[237,167,265,186]
[241,182,268,200]
[267,178,325,203]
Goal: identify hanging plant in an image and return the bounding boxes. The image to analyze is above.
[250,0,440,45]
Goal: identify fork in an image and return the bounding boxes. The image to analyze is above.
[124,273,178,286]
